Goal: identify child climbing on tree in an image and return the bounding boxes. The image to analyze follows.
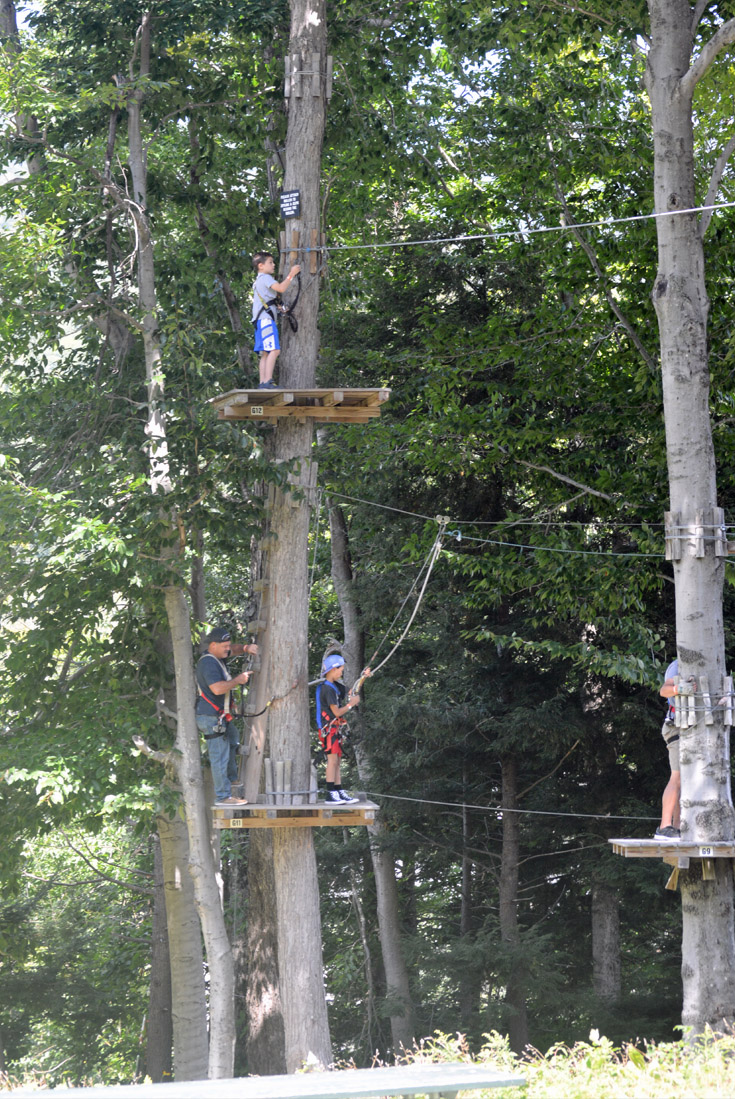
[251,250,300,390]
[316,654,369,803]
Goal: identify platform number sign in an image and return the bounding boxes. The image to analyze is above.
[250,406,264,416]
[698,846,714,857]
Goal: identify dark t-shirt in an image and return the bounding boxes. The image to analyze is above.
[196,653,230,716]
[317,679,345,727]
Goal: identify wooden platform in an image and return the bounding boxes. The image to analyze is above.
[209,388,391,424]
[609,837,735,860]
[213,795,379,830]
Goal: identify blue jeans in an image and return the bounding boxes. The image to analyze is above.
[196,714,239,801]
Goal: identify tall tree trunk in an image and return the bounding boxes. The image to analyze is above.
[646,0,735,1034]
[459,787,481,1033]
[252,0,332,1071]
[157,810,209,1081]
[328,502,416,1052]
[498,756,528,1054]
[591,881,621,1003]
[122,13,238,1075]
[244,832,287,1074]
[145,831,173,1082]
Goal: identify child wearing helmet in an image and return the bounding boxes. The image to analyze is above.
[316,654,364,803]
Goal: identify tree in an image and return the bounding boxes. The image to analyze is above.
[646,0,735,1033]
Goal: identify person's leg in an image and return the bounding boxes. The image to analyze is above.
[661,769,681,829]
[326,753,339,784]
[255,315,279,383]
[197,716,231,801]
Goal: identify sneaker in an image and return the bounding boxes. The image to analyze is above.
[337,789,359,803]
[654,825,680,840]
[218,796,248,806]
[325,789,342,803]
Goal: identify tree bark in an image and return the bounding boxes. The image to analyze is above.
[499,756,529,1054]
[591,881,621,1003]
[157,809,208,1081]
[144,831,174,1082]
[328,502,417,1052]
[646,0,735,1034]
[249,0,333,1072]
[244,832,287,1075]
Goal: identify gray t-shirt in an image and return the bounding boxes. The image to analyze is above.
[252,273,277,323]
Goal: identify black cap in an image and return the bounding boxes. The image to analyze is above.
[206,627,232,644]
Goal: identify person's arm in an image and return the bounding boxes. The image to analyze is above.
[660,675,697,698]
[270,265,301,294]
[660,677,677,699]
[230,642,259,657]
[209,670,251,696]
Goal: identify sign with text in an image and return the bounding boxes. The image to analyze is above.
[279,189,301,219]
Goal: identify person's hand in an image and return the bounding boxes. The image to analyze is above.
[247,643,259,656]
[236,671,252,685]
[678,677,697,696]
[289,265,301,278]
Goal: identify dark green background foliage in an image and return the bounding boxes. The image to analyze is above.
[1,0,733,1082]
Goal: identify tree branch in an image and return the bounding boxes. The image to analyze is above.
[496,445,618,501]
[133,734,178,768]
[691,1,712,35]
[699,133,735,238]
[546,136,658,374]
[681,17,735,99]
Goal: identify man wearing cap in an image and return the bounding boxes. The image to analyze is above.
[196,627,258,805]
[316,654,365,804]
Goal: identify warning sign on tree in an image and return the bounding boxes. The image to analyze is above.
[279,190,301,219]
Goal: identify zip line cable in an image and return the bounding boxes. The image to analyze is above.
[308,521,448,690]
[361,518,448,683]
[285,199,735,258]
[369,790,659,822]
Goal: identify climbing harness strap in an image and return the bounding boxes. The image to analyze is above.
[252,272,301,333]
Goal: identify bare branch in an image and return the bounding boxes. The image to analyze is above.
[699,133,735,238]
[692,1,712,35]
[133,733,178,768]
[546,135,658,374]
[681,17,735,99]
[497,445,618,501]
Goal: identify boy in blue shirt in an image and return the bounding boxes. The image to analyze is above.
[251,251,300,389]
[316,654,365,803]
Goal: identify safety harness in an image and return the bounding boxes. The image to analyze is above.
[197,654,234,740]
[315,679,349,756]
[252,273,301,334]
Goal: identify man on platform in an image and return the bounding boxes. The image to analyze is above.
[196,627,258,805]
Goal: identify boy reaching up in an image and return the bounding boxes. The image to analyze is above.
[251,251,300,389]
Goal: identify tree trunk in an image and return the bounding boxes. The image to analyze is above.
[328,501,416,1052]
[157,809,208,1081]
[591,881,620,1003]
[122,13,238,1074]
[498,756,528,1054]
[145,831,173,1082]
[244,832,287,1075]
[646,0,735,1033]
[251,0,333,1072]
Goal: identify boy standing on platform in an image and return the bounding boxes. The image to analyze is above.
[316,654,367,803]
[251,251,300,390]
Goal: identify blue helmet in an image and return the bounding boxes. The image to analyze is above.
[322,654,345,675]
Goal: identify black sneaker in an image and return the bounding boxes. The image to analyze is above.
[337,789,359,803]
[654,825,680,840]
[325,789,342,803]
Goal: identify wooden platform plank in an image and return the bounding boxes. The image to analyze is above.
[212,798,379,830]
[208,388,390,424]
[609,838,735,859]
[10,1061,526,1098]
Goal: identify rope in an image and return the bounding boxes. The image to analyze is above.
[369,791,659,822]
